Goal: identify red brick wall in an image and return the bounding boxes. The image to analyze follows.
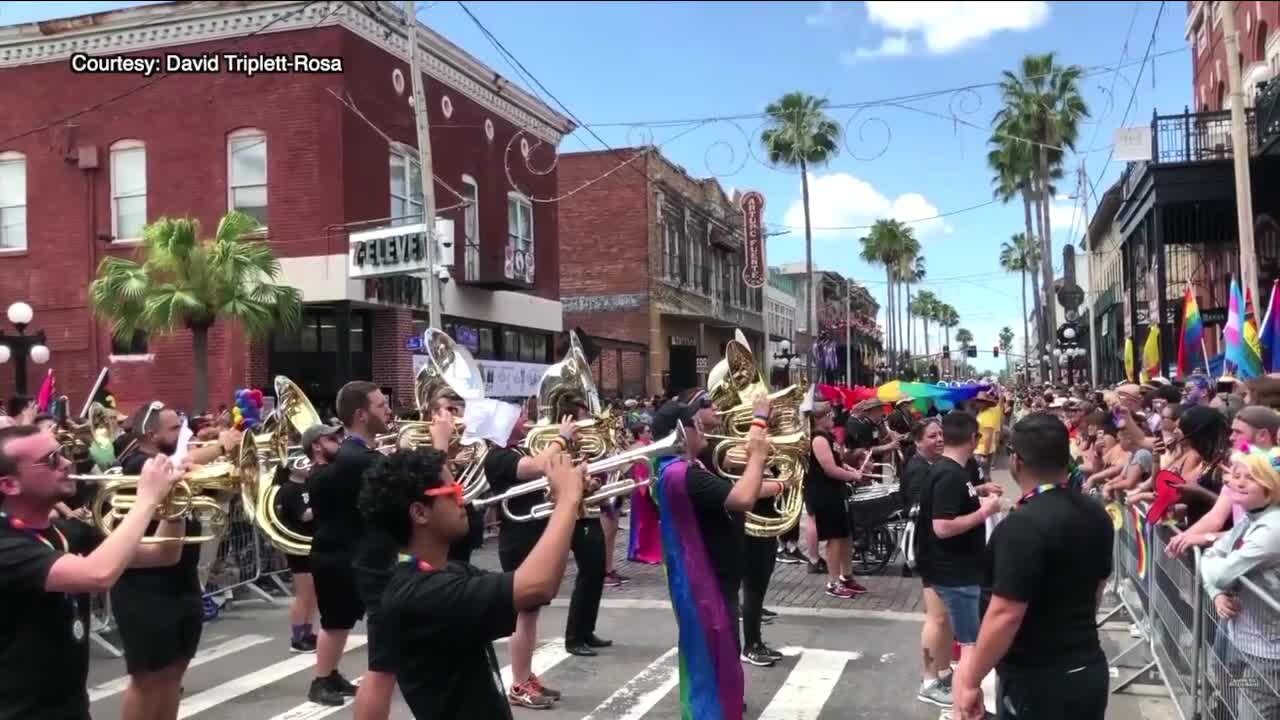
[0,22,562,412]
[1191,2,1280,110]
[372,308,416,411]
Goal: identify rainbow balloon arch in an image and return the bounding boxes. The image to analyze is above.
[815,379,995,414]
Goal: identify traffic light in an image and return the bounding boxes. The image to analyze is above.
[966,347,977,358]
[992,346,999,358]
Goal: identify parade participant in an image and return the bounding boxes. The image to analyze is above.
[915,411,1002,674]
[953,414,1114,720]
[306,381,390,707]
[486,400,585,709]
[111,405,240,720]
[808,401,868,598]
[888,397,917,463]
[846,399,899,459]
[740,470,785,667]
[277,424,342,655]
[626,423,662,565]
[650,390,771,719]
[973,391,1001,482]
[0,426,183,720]
[363,446,587,719]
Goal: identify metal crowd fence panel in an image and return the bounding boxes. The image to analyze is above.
[1199,571,1280,720]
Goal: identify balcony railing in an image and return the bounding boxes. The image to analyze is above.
[1149,107,1257,164]
[1256,76,1280,150]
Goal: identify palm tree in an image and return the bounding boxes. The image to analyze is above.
[935,303,959,373]
[90,211,302,413]
[999,325,1015,378]
[898,254,926,360]
[994,53,1089,376]
[911,290,939,361]
[762,92,840,377]
[860,219,917,373]
[999,232,1040,380]
[955,327,975,377]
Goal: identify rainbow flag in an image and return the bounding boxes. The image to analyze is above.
[1225,278,1264,378]
[1141,325,1160,383]
[653,457,744,720]
[1261,280,1280,372]
[1177,287,1204,378]
[1123,337,1136,382]
[1129,504,1147,580]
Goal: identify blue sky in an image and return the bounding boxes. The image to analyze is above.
[2,1,1194,372]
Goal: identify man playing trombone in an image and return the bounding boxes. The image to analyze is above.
[0,424,184,720]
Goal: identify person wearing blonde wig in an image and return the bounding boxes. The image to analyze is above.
[1200,444,1280,720]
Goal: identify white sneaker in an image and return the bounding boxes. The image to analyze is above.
[916,680,953,708]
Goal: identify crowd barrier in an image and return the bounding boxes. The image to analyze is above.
[1099,494,1280,720]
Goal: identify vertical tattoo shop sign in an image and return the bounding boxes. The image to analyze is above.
[740,190,766,289]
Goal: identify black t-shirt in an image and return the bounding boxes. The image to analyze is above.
[308,437,378,566]
[113,448,200,596]
[485,447,548,548]
[918,457,985,587]
[844,416,881,450]
[984,489,1114,673]
[274,481,314,537]
[383,561,516,720]
[685,462,745,599]
[0,518,104,720]
[902,453,933,509]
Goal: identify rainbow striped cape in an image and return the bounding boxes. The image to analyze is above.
[653,457,744,720]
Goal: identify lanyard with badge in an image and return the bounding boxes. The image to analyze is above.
[1,513,85,642]
[1017,483,1063,507]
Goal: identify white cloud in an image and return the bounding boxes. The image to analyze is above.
[1049,200,1081,233]
[841,36,911,64]
[781,172,951,239]
[805,1,838,25]
[862,1,1049,54]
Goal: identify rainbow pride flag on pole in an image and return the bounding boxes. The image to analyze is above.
[1260,280,1280,373]
[653,457,744,720]
[1176,287,1204,378]
[1141,325,1160,383]
[1225,278,1264,378]
[1123,337,1136,382]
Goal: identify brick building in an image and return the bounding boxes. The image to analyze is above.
[1188,0,1279,111]
[0,1,572,416]
[773,264,880,387]
[558,147,764,397]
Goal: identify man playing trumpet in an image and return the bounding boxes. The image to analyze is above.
[0,424,184,720]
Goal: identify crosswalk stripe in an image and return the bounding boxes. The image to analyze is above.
[176,635,368,719]
[581,647,679,720]
[89,634,273,703]
[757,648,857,720]
[266,677,364,720]
[498,637,570,690]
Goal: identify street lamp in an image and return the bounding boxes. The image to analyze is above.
[0,302,50,396]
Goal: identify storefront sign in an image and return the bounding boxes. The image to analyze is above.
[412,355,548,398]
[670,335,697,347]
[405,335,424,352]
[561,294,645,313]
[695,355,709,373]
[348,219,453,280]
[740,191,766,289]
[365,275,426,309]
[1113,126,1152,162]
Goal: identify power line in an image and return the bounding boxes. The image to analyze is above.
[1084,2,1144,158]
[792,198,1000,232]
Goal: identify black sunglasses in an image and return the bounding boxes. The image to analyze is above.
[29,446,71,470]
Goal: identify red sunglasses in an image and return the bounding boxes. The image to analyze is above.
[423,483,464,507]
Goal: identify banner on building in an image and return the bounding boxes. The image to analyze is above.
[413,355,548,398]
[740,190,766,289]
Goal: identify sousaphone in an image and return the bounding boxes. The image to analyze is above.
[413,328,492,502]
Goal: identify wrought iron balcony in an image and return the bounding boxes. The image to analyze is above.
[1256,76,1280,154]
[1148,107,1256,164]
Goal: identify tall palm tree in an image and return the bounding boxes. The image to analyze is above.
[911,290,939,361]
[994,53,1089,376]
[955,327,975,377]
[90,211,302,413]
[897,254,926,360]
[999,232,1040,381]
[999,326,1015,378]
[860,219,917,373]
[762,92,841,377]
[936,303,959,372]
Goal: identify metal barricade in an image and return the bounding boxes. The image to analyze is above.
[1199,571,1280,720]
[87,591,122,658]
[201,496,284,605]
[1147,524,1204,719]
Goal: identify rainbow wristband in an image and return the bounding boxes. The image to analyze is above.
[753,413,770,421]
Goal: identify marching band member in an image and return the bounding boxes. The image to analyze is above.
[486,392,596,709]
[306,381,390,707]
[361,446,587,719]
[112,405,240,720]
[650,390,771,720]
[0,425,182,720]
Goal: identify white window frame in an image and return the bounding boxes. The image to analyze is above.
[227,128,268,228]
[506,192,534,281]
[461,174,480,282]
[110,139,147,243]
[389,144,423,223]
[0,150,26,252]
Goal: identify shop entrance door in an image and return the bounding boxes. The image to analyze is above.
[668,345,697,395]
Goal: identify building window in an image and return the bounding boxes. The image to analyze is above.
[507,193,534,282]
[390,146,423,223]
[110,140,147,241]
[461,175,479,282]
[111,329,149,356]
[228,129,267,227]
[0,151,25,251]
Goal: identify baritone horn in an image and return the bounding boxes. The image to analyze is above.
[241,376,322,557]
[705,329,810,538]
[474,423,684,522]
[71,433,258,544]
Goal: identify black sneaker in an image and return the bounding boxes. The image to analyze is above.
[758,643,784,661]
[761,608,778,618]
[741,644,777,667]
[307,677,346,706]
[290,636,317,654]
[327,671,357,696]
[787,548,809,563]
[775,547,801,564]
[808,559,829,574]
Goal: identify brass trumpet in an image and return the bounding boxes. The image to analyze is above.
[474,424,685,522]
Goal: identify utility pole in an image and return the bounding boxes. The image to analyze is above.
[1079,162,1099,386]
[845,278,852,386]
[406,0,443,330]
[1222,1,1260,308]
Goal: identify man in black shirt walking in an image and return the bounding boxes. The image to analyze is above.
[952,413,1114,720]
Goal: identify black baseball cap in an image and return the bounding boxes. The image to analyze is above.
[652,400,700,439]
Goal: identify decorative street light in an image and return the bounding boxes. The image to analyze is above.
[0,302,51,396]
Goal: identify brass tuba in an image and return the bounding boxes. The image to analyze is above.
[57,401,120,465]
[522,330,622,464]
[71,432,258,544]
[705,329,810,537]
[406,329,492,502]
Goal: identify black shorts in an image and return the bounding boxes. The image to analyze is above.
[286,554,310,575]
[111,587,203,674]
[311,559,364,631]
[498,521,546,572]
[810,491,851,541]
